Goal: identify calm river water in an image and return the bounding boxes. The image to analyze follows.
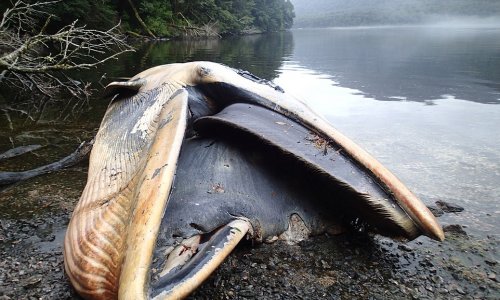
[92,27,500,235]
[1,27,499,241]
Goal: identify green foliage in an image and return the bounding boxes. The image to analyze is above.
[45,0,119,30]
[253,0,295,32]
[133,0,296,36]
[12,0,295,37]
[139,0,174,36]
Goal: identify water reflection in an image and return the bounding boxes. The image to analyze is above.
[0,32,294,159]
[275,64,500,236]
[290,27,500,104]
[112,32,294,81]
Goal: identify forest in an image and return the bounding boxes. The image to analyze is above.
[0,0,295,38]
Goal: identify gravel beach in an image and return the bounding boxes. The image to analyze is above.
[0,169,498,299]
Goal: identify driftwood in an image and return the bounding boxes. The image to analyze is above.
[0,139,93,185]
[0,1,134,98]
[0,144,43,161]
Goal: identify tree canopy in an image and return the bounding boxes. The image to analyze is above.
[42,0,295,37]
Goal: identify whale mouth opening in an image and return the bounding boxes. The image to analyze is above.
[150,219,252,300]
[194,103,423,239]
[147,103,429,298]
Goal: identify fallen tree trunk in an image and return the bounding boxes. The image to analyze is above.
[126,0,156,38]
[0,139,93,185]
[0,144,43,161]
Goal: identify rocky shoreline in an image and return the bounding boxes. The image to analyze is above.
[0,174,498,299]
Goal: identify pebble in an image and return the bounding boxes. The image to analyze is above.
[435,200,464,213]
[238,289,254,298]
[443,224,468,236]
[398,244,413,252]
[320,260,330,269]
[487,272,496,282]
[485,259,497,266]
[21,275,42,288]
[427,206,444,217]
[431,275,443,284]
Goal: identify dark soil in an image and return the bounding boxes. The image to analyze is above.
[0,172,499,300]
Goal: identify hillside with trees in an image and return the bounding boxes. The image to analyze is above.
[291,0,500,28]
[0,0,295,38]
[0,0,294,98]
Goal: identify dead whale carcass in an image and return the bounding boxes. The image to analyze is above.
[63,61,444,299]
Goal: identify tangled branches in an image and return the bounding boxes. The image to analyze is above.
[167,20,222,38]
[0,0,134,98]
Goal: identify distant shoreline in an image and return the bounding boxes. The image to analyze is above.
[292,21,500,30]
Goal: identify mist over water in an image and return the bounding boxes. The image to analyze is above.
[421,15,500,28]
[290,27,500,104]
[291,0,500,28]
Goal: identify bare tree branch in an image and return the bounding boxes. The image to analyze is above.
[0,0,134,98]
[169,12,221,38]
